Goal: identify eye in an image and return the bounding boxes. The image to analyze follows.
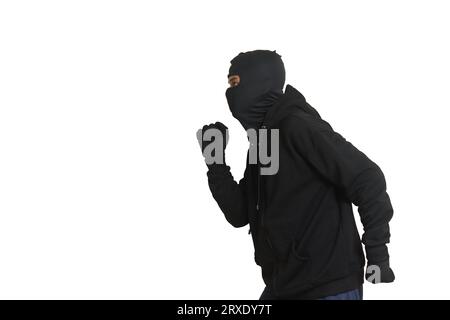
[228,75,240,87]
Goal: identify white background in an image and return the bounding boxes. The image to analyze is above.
[0,1,449,300]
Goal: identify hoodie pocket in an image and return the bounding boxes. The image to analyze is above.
[272,241,314,297]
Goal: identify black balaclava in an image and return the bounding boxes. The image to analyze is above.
[225,50,285,130]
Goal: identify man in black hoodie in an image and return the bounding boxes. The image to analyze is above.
[197,50,395,300]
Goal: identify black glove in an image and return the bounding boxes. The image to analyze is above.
[365,260,395,284]
[196,122,229,168]
[365,245,395,283]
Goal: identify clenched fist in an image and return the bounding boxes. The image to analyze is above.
[365,260,395,284]
[196,122,229,168]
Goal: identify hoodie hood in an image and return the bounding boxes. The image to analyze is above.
[225,50,285,130]
[262,84,322,127]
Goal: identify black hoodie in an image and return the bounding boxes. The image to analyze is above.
[207,85,394,299]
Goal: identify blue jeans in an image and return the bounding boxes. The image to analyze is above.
[318,287,363,300]
[259,286,363,300]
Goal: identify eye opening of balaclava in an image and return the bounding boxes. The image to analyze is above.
[225,50,285,130]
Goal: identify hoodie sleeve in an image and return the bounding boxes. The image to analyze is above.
[207,164,249,228]
[286,115,394,265]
